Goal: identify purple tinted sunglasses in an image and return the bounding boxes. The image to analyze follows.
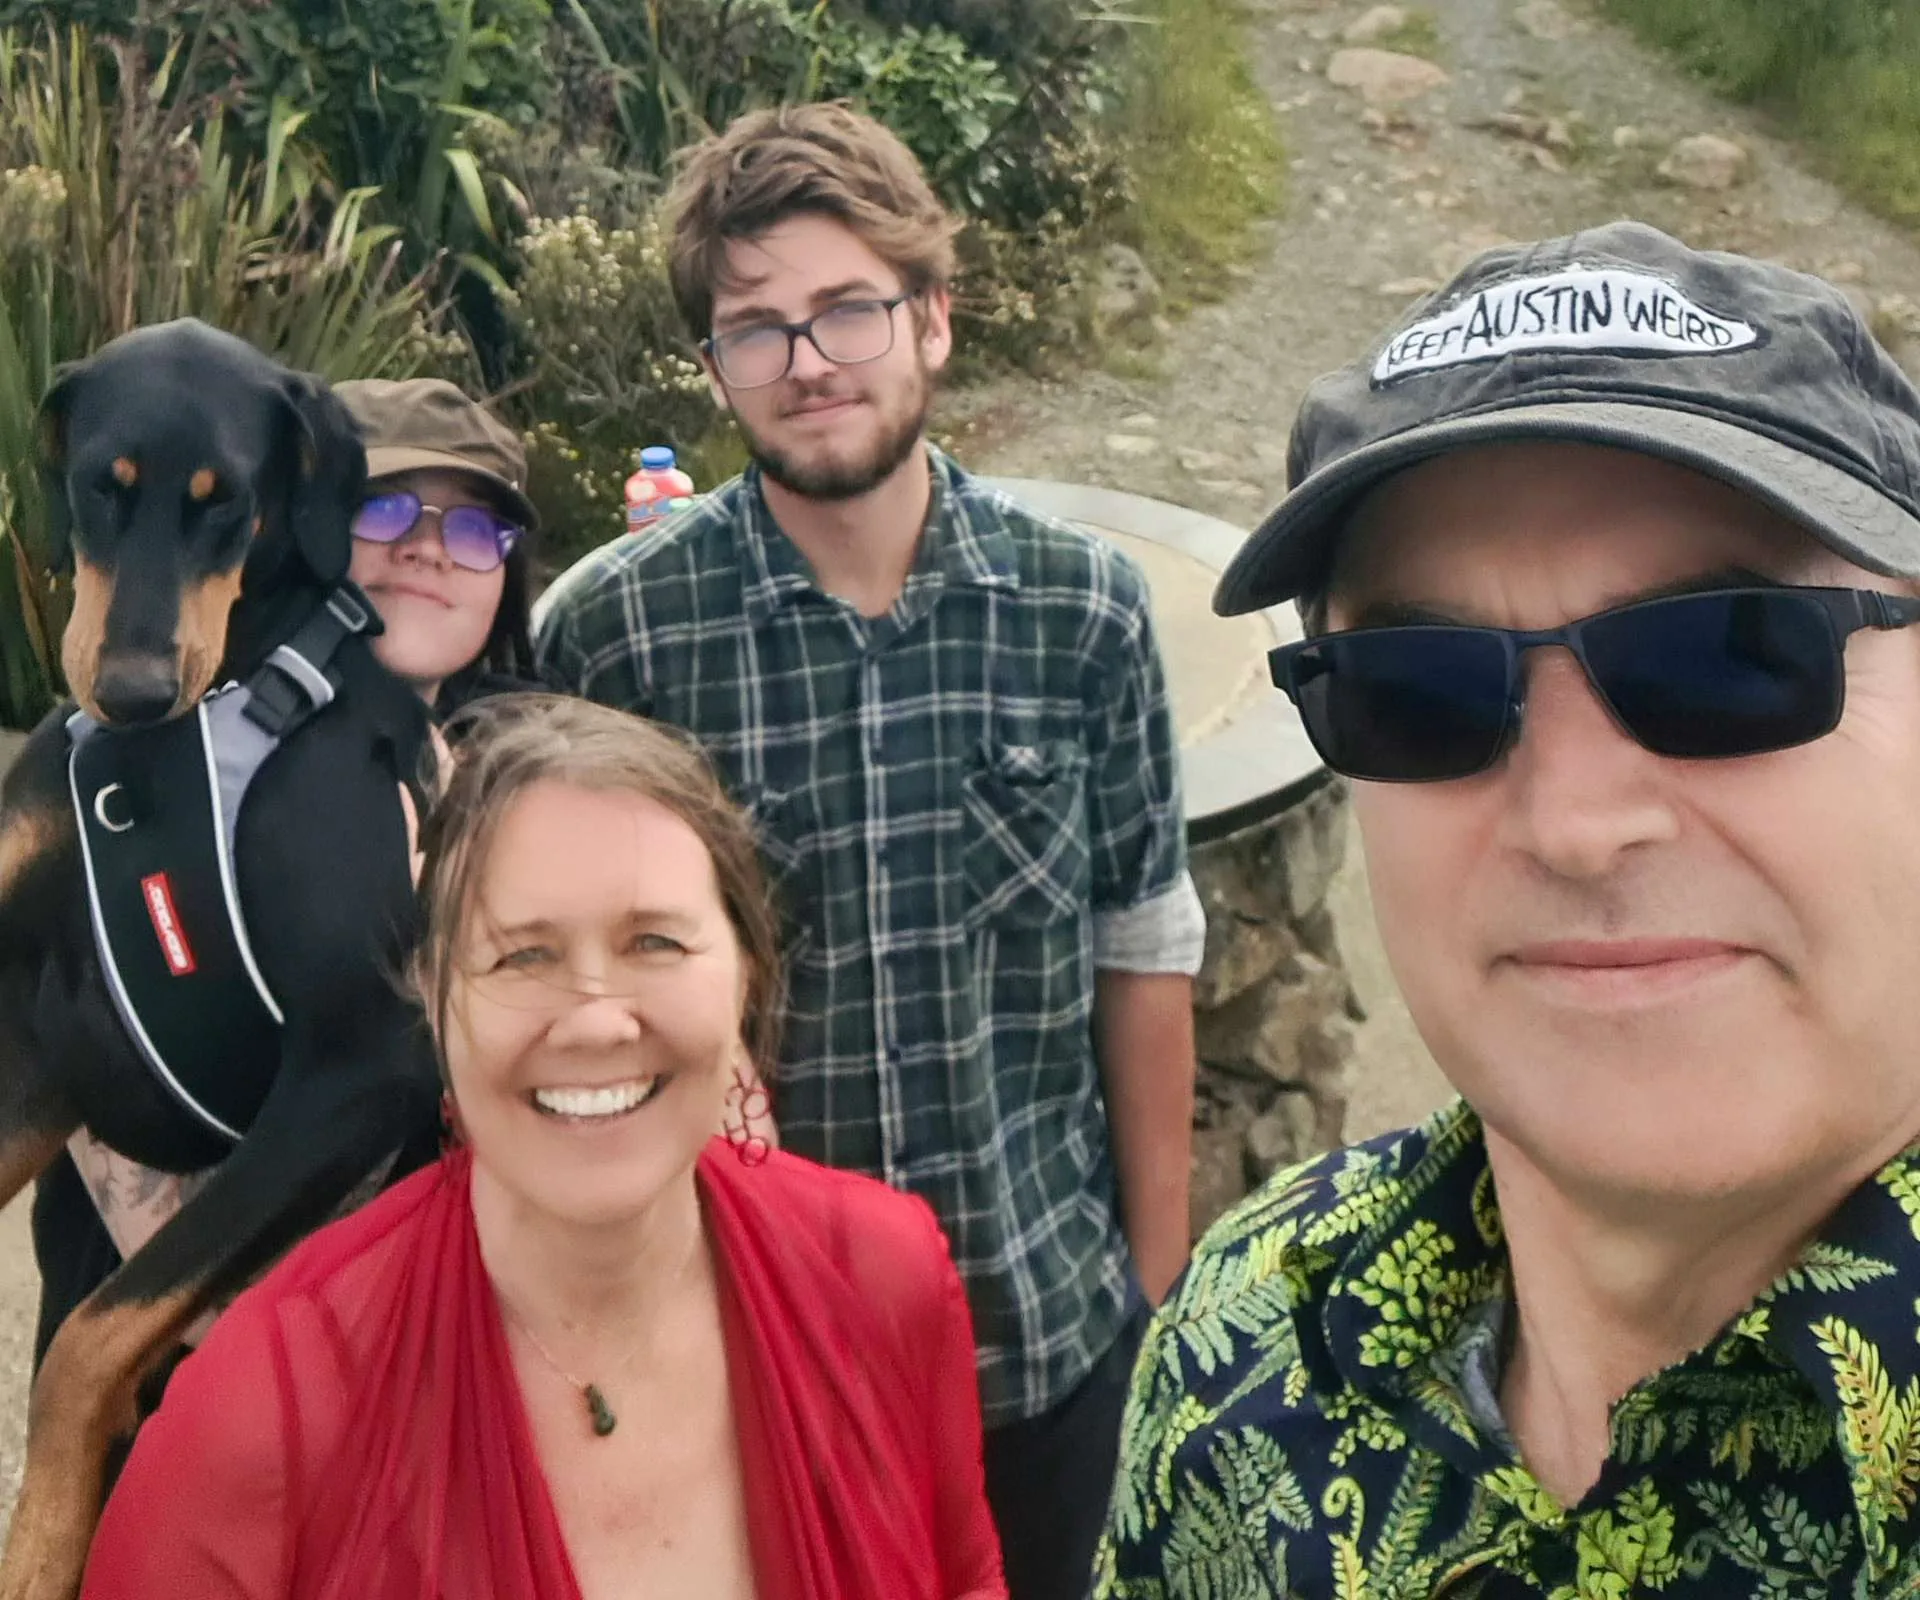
[351,491,522,574]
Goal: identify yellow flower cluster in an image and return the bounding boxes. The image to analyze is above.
[0,166,69,263]
[508,209,706,396]
[505,203,719,559]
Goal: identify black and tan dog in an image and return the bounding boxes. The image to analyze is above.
[0,319,443,1598]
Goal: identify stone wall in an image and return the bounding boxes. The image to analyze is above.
[1187,778,1363,1239]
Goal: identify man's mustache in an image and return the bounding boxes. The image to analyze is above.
[778,379,859,415]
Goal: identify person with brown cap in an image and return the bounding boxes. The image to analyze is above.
[1099,220,1920,1597]
[335,377,542,714]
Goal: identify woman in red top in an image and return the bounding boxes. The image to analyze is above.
[81,692,1006,1600]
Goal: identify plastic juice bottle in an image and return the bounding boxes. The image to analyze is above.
[624,446,697,533]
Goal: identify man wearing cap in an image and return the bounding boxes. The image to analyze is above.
[1097,218,1920,1597]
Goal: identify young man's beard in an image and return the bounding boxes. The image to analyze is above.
[738,366,933,502]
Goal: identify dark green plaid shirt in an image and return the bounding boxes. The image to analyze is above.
[534,449,1188,1424]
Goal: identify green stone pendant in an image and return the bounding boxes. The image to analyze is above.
[584,1383,618,1438]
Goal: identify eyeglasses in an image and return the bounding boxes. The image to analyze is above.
[703,294,913,390]
[351,491,521,574]
[1268,585,1920,783]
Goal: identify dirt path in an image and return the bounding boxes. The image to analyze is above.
[5,0,1920,1533]
[953,0,1920,1142]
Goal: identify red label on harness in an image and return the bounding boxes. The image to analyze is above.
[140,873,196,976]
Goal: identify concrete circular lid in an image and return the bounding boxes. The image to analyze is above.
[982,478,1325,840]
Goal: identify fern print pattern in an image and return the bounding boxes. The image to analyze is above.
[1096,1102,1920,1598]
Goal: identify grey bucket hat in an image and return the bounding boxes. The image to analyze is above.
[1213,219,1920,616]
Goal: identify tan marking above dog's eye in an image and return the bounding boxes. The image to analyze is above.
[188,468,218,502]
[110,457,138,488]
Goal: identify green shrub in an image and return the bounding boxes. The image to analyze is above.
[221,0,553,174]
[550,0,812,176]
[5,0,551,278]
[1799,56,1920,227]
[947,121,1136,371]
[1596,0,1889,101]
[1598,0,1920,229]
[499,206,712,566]
[849,0,1081,62]
[554,0,1025,205]
[808,19,1017,207]
[1116,0,1283,304]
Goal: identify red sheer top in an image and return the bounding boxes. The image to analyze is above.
[80,1141,1005,1600]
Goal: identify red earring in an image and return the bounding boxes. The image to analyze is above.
[722,1065,771,1168]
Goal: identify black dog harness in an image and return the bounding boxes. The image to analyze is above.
[66,586,376,1145]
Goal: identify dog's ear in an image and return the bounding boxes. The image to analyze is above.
[277,372,367,587]
[34,359,88,574]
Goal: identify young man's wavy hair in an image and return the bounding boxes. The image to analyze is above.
[664,101,963,343]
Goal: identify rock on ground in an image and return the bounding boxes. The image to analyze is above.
[1657,132,1750,191]
[1513,0,1578,41]
[1092,243,1163,333]
[1342,4,1409,44]
[1326,48,1452,106]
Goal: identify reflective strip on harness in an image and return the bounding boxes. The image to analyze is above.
[197,694,286,1029]
[69,688,287,1144]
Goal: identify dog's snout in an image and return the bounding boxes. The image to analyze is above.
[91,655,181,725]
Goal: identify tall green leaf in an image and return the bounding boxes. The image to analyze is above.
[0,23,470,728]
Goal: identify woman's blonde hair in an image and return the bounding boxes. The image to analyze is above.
[409,693,786,1075]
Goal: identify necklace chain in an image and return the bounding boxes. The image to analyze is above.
[489,1197,707,1442]
[502,1304,634,1439]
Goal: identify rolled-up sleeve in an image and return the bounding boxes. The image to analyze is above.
[1092,872,1205,976]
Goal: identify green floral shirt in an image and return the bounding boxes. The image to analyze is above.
[1097,1100,1920,1599]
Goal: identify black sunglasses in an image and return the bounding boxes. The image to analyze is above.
[1268,585,1920,783]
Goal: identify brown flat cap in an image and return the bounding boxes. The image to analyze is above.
[334,377,538,533]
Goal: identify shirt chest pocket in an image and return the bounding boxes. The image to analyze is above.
[961,740,1092,928]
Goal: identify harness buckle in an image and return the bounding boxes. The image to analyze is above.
[326,587,372,635]
[266,644,337,711]
[241,671,301,737]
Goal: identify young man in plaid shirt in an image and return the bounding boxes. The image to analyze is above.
[535,103,1204,1597]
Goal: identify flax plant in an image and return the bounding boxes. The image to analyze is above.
[0,22,463,729]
